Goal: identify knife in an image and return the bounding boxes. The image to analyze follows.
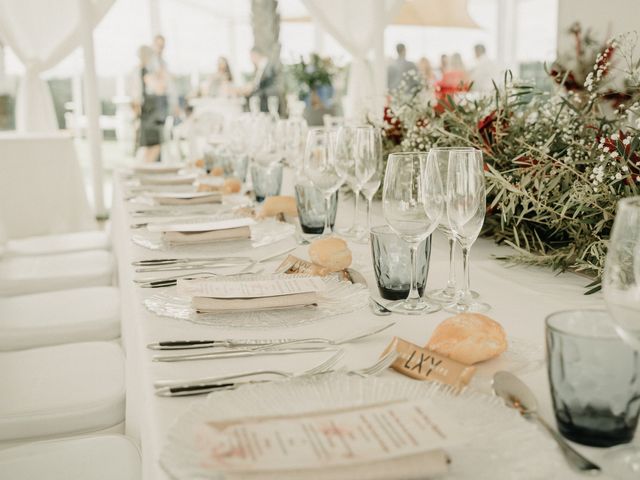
[148,338,305,350]
[153,346,339,362]
[155,379,269,397]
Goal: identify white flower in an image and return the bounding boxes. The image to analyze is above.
[603,147,610,153]
[615,172,623,180]
[611,133,619,140]
[611,151,619,159]
[623,137,631,146]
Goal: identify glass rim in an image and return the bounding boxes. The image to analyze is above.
[370,225,394,234]
[545,309,620,340]
[428,146,478,151]
[387,151,428,158]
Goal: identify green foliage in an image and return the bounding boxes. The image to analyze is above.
[288,53,336,98]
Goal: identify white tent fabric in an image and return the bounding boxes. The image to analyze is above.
[0,0,114,132]
[302,0,403,119]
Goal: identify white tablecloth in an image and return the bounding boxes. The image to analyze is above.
[0,132,95,239]
[111,171,622,480]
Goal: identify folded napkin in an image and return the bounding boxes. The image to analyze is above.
[163,226,250,245]
[178,276,325,313]
[133,163,183,174]
[152,191,222,205]
[139,174,196,186]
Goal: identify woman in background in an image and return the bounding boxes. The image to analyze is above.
[417,57,435,88]
[202,56,234,97]
[441,53,469,89]
[132,45,169,162]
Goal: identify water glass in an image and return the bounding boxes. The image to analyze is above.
[546,309,640,447]
[228,153,249,183]
[250,163,283,202]
[294,182,338,235]
[370,225,432,300]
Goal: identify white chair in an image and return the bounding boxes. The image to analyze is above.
[0,342,125,447]
[0,250,114,296]
[0,287,120,351]
[0,435,140,480]
[3,230,110,256]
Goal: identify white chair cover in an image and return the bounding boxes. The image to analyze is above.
[0,250,114,296]
[0,435,140,480]
[0,342,124,444]
[5,230,110,256]
[0,287,120,351]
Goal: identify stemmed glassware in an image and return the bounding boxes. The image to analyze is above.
[360,127,383,237]
[335,126,377,241]
[597,196,640,478]
[382,152,444,314]
[445,149,490,313]
[304,127,344,237]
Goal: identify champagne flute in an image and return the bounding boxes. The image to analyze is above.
[382,152,444,314]
[601,196,640,478]
[425,147,473,304]
[360,127,383,237]
[304,127,343,237]
[445,149,490,313]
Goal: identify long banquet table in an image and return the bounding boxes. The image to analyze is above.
[112,168,619,479]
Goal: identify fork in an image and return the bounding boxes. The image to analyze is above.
[136,266,265,288]
[155,351,398,397]
[154,351,345,396]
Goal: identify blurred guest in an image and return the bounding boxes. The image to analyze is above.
[131,45,169,162]
[469,44,501,93]
[151,34,179,118]
[202,56,234,97]
[439,54,449,77]
[240,46,278,112]
[387,43,417,91]
[417,57,435,87]
[441,53,468,89]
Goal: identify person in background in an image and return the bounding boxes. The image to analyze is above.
[441,53,468,89]
[150,34,179,120]
[239,46,278,112]
[417,57,435,88]
[387,43,417,92]
[469,44,501,93]
[202,56,234,97]
[439,54,449,78]
[131,45,169,162]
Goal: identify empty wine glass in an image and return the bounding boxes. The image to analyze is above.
[304,127,343,237]
[425,147,474,304]
[598,196,640,479]
[335,126,377,241]
[360,127,383,237]
[382,152,444,314]
[445,149,490,313]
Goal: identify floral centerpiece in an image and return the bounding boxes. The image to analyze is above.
[382,28,640,292]
[289,53,337,108]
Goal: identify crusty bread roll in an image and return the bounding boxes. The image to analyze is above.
[222,177,242,194]
[308,237,352,272]
[194,158,205,168]
[210,166,225,177]
[426,313,507,365]
[260,195,298,218]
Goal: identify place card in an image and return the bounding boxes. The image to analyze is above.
[382,337,475,388]
[177,276,325,299]
[196,399,463,472]
[275,255,331,277]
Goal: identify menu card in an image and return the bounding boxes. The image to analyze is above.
[148,217,255,233]
[178,276,325,313]
[196,400,462,472]
[152,191,222,205]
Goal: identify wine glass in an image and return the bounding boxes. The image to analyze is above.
[304,127,343,237]
[360,127,383,237]
[382,152,444,314]
[601,196,640,478]
[335,126,377,241]
[445,149,490,313]
[425,147,474,304]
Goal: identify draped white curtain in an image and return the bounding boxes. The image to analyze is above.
[302,0,403,120]
[0,0,113,132]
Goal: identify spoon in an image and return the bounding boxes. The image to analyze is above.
[492,371,601,474]
[369,297,392,316]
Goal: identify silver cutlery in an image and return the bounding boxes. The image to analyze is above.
[152,345,340,362]
[369,297,392,316]
[136,267,265,288]
[154,351,344,394]
[492,371,601,474]
[146,322,395,351]
[135,259,253,273]
[132,256,252,267]
[155,351,398,397]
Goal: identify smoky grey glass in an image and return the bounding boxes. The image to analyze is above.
[370,225,432,301]
[546,309,640,447]
[294,182,338,235]
[223,152,249,182]
[250,163,283,203]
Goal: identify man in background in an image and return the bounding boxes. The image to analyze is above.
[243,46,279,112]
[469,44,501,93]
[387,43,417,92]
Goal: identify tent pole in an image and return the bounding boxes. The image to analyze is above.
[78,0,107,219]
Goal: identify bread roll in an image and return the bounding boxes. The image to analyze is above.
[194,158,205,168]
[308,237,352,272]
[210,166,225,177]
[426,313,507,365]
[222,177,242,194]
[260,195,298,218]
